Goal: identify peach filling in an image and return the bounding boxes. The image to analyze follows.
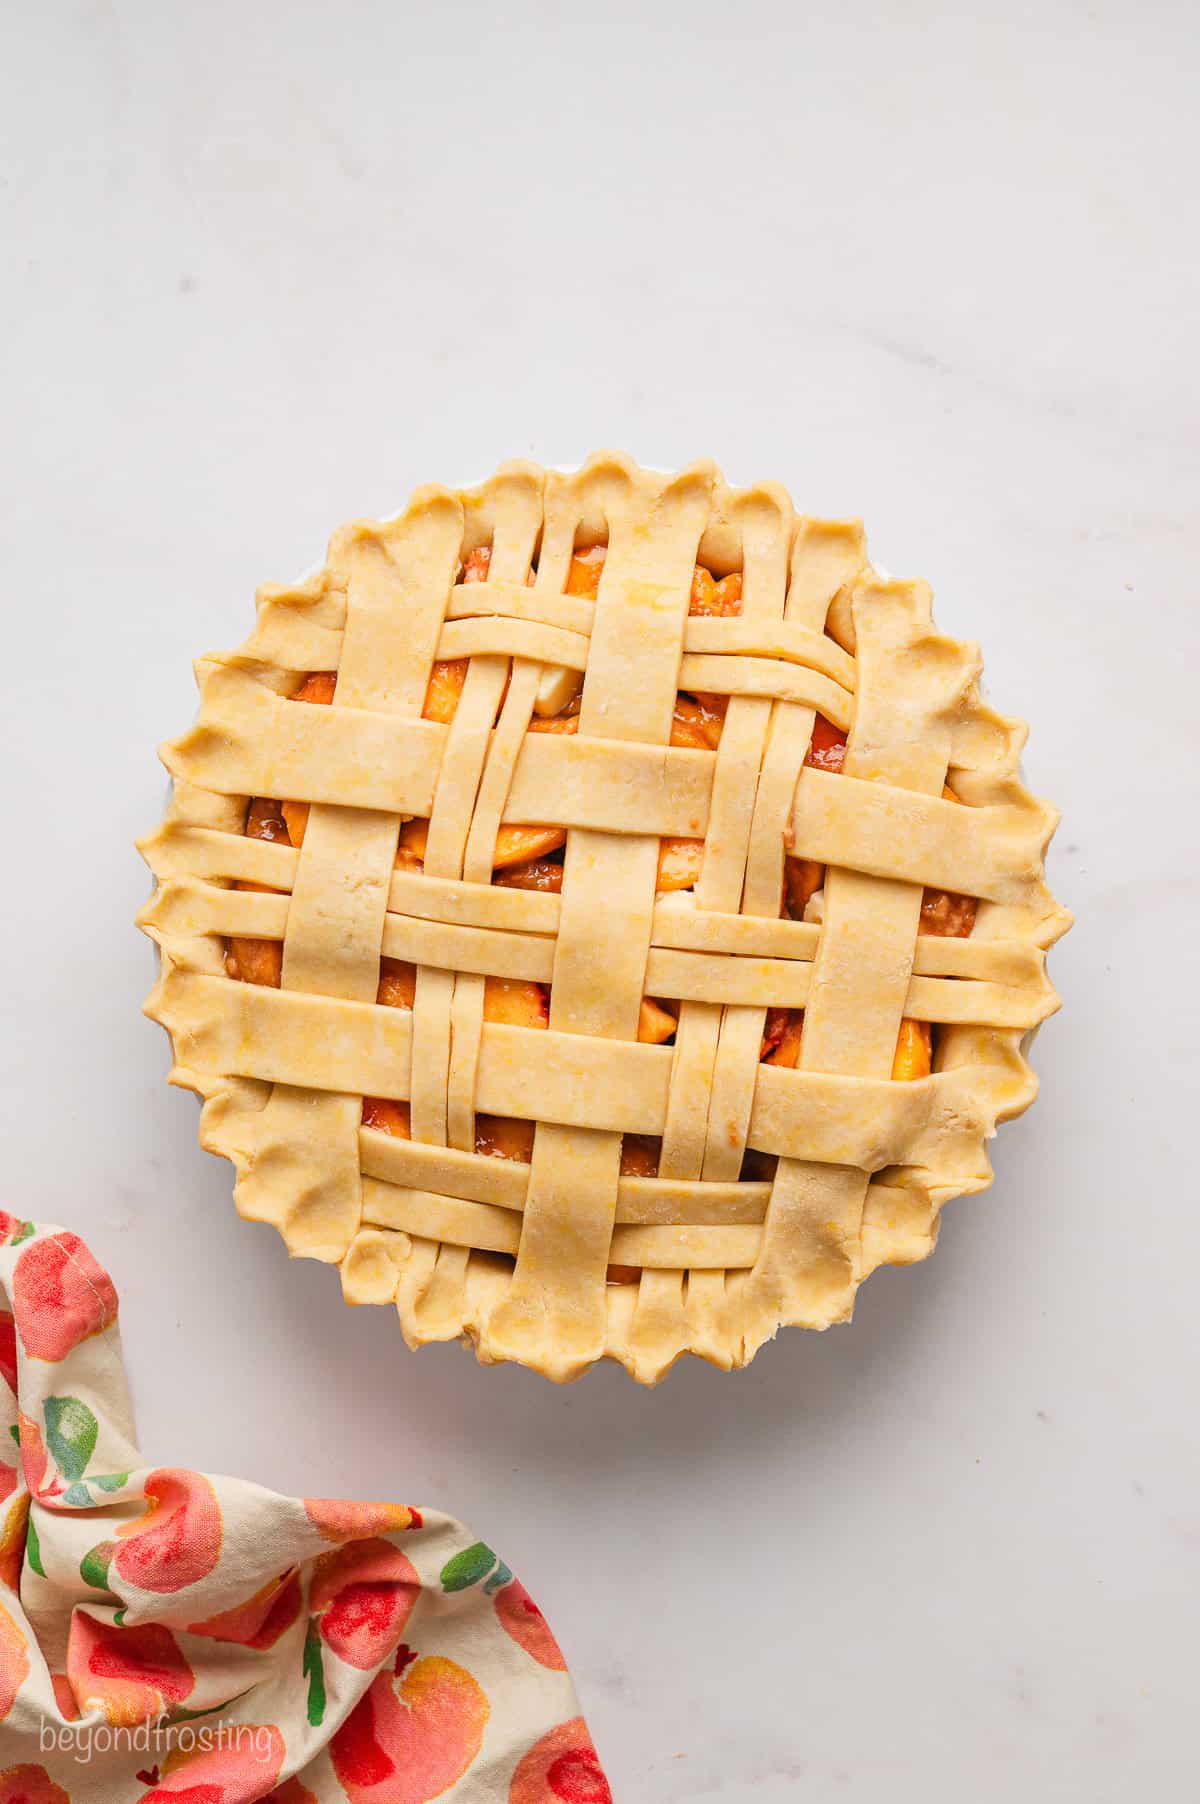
[227,541,979,1278]
[775,716,978,1079]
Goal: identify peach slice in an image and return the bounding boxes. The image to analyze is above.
[804,714,847,771]
[330,1652,489,1804]
[656,837,704,893]
[891,1018,932,1081]
[896,788,978,940]
[229,802,289,982]
[565,546,606,599]
[492,825,567,870]
[618,1136,660,1178]
[688,567,743,618]
[509,1717,611,1804]
[280,800,310,849]
[761,1008,803,1069]
[667,700,711,751]
[474,1116,535,1163]
[611,1134,656,1281]
[760,1006,787,1060]
[397,815,562,880]
[920,887,978,938]
[270,679,335,849]
[12,1232,119,1363]
[396,819,429,866]
[636,999,677,1045]
[670,695,725,751]
[225,877,284,987]
[65,1615,193,1726]
[690,687,729,722]
[362,1099,411,1139]
[225,937,282,986]
[244,796,290,843]
[273,669,336,851]
[112,1468,223,1595]
[782,856,823,921]
[789,719,968,1075]
[422,659,468,725]
[494,1579,567,1671]
[493,858,565,894]
[483,978,549,1030]
[780,716,850,920]
[460,542,538,590]
[377,959,416,1010]
[294,671,337,706]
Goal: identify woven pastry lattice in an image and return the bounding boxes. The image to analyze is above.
[139,454,1069,1382]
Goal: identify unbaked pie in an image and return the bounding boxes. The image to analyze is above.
[139,453,1069,1382]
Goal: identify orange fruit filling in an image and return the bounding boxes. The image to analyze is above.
[228,542,980,1251]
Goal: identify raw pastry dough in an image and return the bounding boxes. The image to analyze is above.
[139,453,1069,1383]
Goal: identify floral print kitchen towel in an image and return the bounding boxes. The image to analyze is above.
[0,1218,609,1802]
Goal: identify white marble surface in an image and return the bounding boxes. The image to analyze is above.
[3,3,1197,1797]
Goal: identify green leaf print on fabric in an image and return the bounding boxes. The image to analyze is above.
[43,1397,98,1483]
[168,1689,252,1724]
[303,1617,326,1727]
[440,1542,497,1592]
[484,1560,513,1596]
[80,1540,115,1591]
[25,1513,44,1577]
[0,1218,607,1802]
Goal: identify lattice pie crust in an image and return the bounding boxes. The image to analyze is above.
[138,454,1069,1383]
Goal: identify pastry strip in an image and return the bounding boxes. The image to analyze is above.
[139,453,1071,1383]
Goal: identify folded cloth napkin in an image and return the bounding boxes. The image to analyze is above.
[0,1220,609,1803]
